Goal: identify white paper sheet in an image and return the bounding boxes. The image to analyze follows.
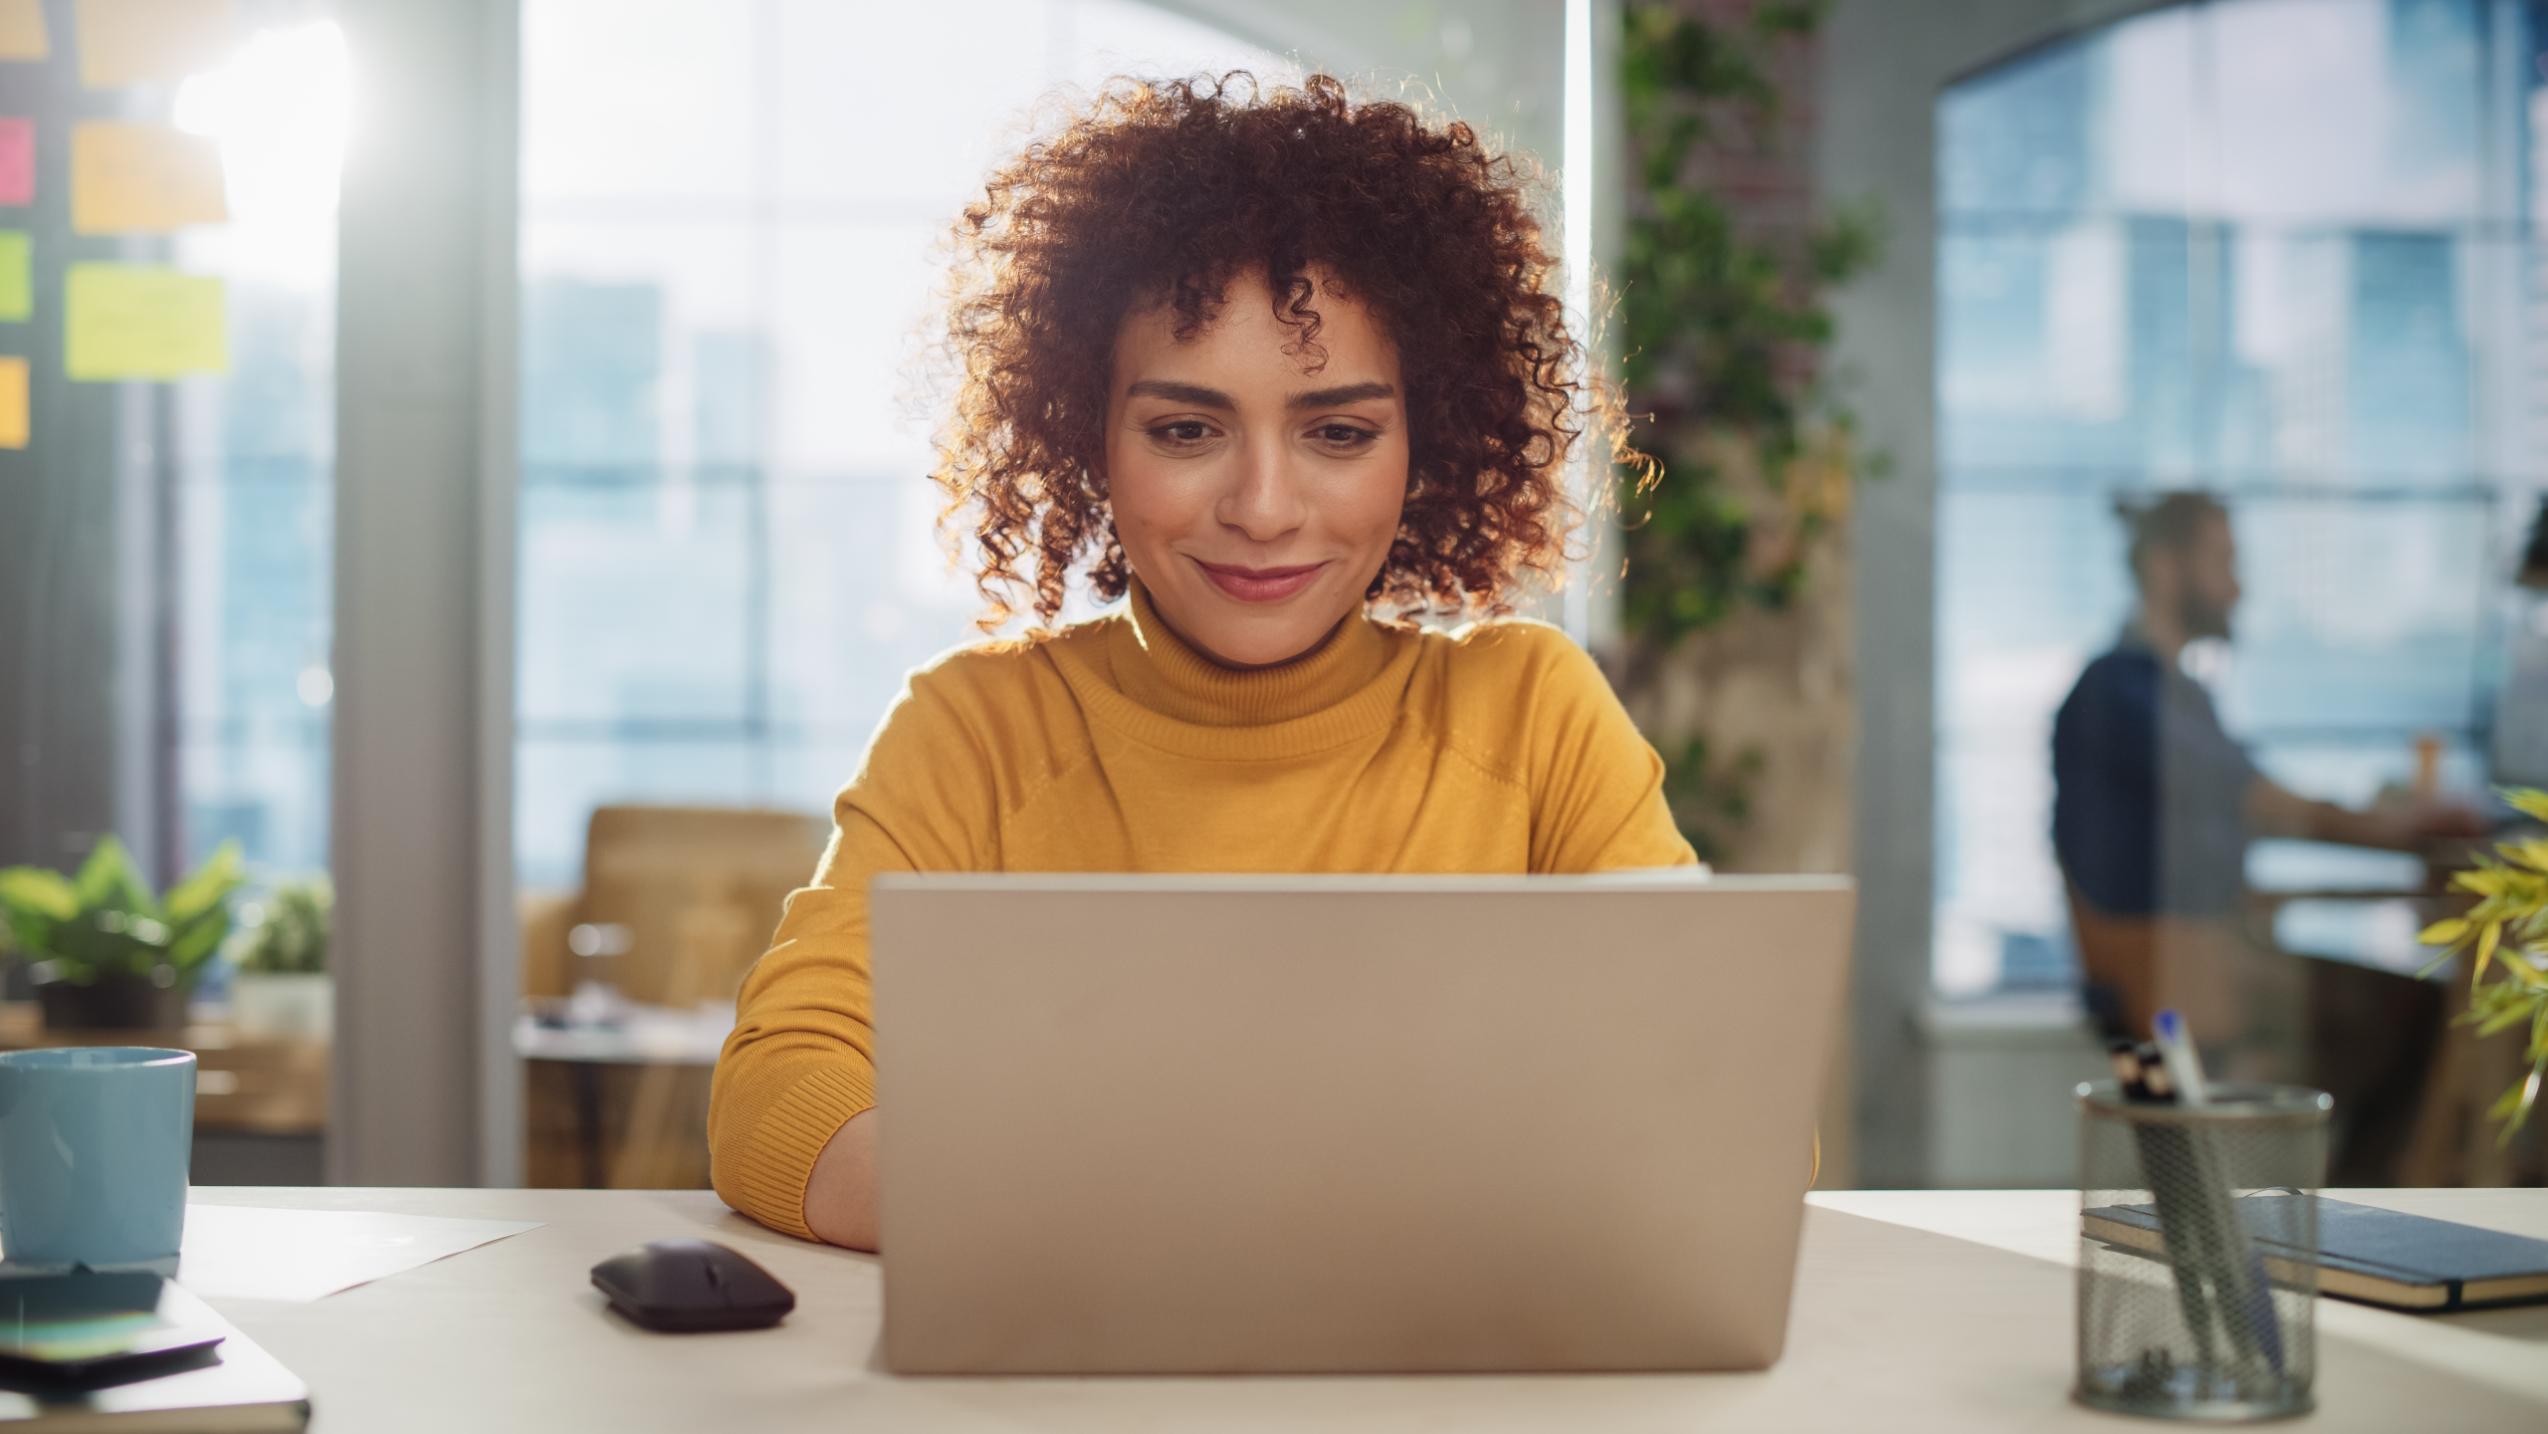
[179,1205,542,1302]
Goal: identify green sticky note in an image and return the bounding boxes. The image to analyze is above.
[65,261,225,380]
[0,230,26,321]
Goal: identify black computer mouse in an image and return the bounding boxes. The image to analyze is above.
[591,1238,795,1333]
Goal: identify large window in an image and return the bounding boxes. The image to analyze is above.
[515,1,1280,889]
[1932,0,2546,996]
[173,11,345,884]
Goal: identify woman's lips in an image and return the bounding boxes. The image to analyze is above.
[1194,558,1327,603]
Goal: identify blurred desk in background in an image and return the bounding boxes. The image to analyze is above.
[0,1001,326,1183]
[517,998,730,1190]
[514,1000,729,1068]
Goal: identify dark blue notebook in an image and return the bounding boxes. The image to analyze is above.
[2082,1195,2548,1312]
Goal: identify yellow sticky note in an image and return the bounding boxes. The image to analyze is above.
[65,263,225,380]
[0,230,26,321]
[0,0,47,61]
[0,357,25,447]
[77,0,232,88]
[71,121,227,233]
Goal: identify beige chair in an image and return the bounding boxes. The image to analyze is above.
[521,804,828,1188]
[541,805,827,1005]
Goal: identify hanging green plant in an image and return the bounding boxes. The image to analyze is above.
[1613,0,1882,654]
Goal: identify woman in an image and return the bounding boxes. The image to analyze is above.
[708,72,1697,1250]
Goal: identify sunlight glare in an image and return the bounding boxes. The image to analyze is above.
[172,22,350,285]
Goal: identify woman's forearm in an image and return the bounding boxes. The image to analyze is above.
[803,1109,880,1250]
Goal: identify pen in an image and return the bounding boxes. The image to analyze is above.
[2150,1010,2283,1379]
[2150,1010,2210,1106]
[2109,1039,2219,1372]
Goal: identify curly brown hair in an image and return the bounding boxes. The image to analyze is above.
[933,71,1643,628]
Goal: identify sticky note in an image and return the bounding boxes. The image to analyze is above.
[0,0,47,62]
[0,118,31,204]
[77,0,232,88]
[0,231,26,321]
[65,263,225,380]
[0,357,25,448]
[72,121,227,232]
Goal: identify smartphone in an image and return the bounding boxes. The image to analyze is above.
[0,1272,225,1383]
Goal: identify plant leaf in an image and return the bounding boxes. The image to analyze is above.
[161,841,242,927]
[2420,918,2469,947]
[0,867,78,957]
[0,867,77,920]
[2453,867,2508,897]
[2475,1003,2534,1038]
[2491,1064,2543,1145]
[71,837,155,919]
[0,866,77,942]
[165,908,230,972]
[2476,920,2502,984]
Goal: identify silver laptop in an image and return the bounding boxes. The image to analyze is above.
[870,872,1855,1375]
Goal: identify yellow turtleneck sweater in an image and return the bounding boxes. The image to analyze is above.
[708,581,1699,1238]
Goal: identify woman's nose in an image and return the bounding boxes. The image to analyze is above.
[1216,439,1308,543]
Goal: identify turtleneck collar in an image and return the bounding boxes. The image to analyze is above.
[1105,576,1396,728]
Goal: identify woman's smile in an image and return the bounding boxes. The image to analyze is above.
[1191,558,1330,604]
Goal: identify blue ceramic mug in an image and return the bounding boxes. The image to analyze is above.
[0,1048,196,1270]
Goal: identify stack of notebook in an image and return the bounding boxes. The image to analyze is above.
[2083,1195,2548,1313]
[0,1281,307,1432]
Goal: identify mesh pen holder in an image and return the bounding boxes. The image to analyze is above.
[2075,1081,2332,1423]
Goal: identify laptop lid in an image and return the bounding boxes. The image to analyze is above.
[872,873,1855,1375]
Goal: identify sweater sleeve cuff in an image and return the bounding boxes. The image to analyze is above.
[717,1061,876,1240]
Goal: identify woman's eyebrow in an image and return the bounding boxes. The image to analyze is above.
[1122,379,1398,410]
[1285,381,1396,409]
[1124,379,1230,408]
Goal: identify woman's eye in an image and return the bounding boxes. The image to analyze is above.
[1149,421,1214,447]
[1314,424,1378,449]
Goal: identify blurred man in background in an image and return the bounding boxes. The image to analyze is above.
[2052,491,2484,1180]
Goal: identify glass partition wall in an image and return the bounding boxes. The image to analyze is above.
[1933,0,2545,1003]
[0,0,342,1181]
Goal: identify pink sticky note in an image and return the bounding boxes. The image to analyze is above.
[0,119,29,205]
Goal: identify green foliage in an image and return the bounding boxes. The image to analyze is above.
[1615,0,1882,646]
[1659,735,1765,868]
[2418,789,2548,1143]
[0,837,244,988]
[231,875,332,976]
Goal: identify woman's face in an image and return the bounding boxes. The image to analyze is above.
[1103,267,1409,669]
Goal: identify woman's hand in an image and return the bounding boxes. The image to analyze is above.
[802,1109,879,1250]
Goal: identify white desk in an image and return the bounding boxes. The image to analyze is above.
[192,1186,2548,1432]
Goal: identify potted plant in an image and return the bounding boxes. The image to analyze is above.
[227,875,332,1041]
[2421,788,2548,1141]
[0,836,243,1030]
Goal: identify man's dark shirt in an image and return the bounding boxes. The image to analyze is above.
[2051,632,2258,918]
